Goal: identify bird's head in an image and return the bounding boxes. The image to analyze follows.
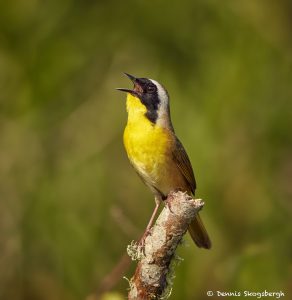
[117,73,171,126]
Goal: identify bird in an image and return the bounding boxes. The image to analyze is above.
[117,73,211,249]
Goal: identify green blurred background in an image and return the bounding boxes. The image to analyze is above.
[0,0,291,299]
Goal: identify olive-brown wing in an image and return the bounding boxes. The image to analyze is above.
[172,137,196,194]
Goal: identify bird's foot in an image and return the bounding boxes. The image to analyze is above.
[164,196,174,213]
[136,228,152,254]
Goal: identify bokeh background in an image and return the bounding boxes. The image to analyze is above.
[1,1,292,299]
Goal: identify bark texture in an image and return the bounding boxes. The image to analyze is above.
[128,191,204,300]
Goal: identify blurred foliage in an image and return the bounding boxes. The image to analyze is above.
[0,0,292,299]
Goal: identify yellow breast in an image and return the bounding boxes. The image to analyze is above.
[123,93,190,196]
[123,94,172,185]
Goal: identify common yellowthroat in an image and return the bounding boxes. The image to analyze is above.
[117,73,211,249]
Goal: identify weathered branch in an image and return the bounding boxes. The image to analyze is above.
[127,191,204,300]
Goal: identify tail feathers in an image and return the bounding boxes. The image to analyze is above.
[188,214,211,249]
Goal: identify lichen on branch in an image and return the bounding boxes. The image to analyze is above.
[127,191,204,300]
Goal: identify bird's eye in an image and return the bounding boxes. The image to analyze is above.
[147,84,156,93]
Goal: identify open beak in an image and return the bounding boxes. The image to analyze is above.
[116,73,142,96]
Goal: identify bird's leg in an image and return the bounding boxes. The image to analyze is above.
[137,196,162,247]
[146,196,162,232]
